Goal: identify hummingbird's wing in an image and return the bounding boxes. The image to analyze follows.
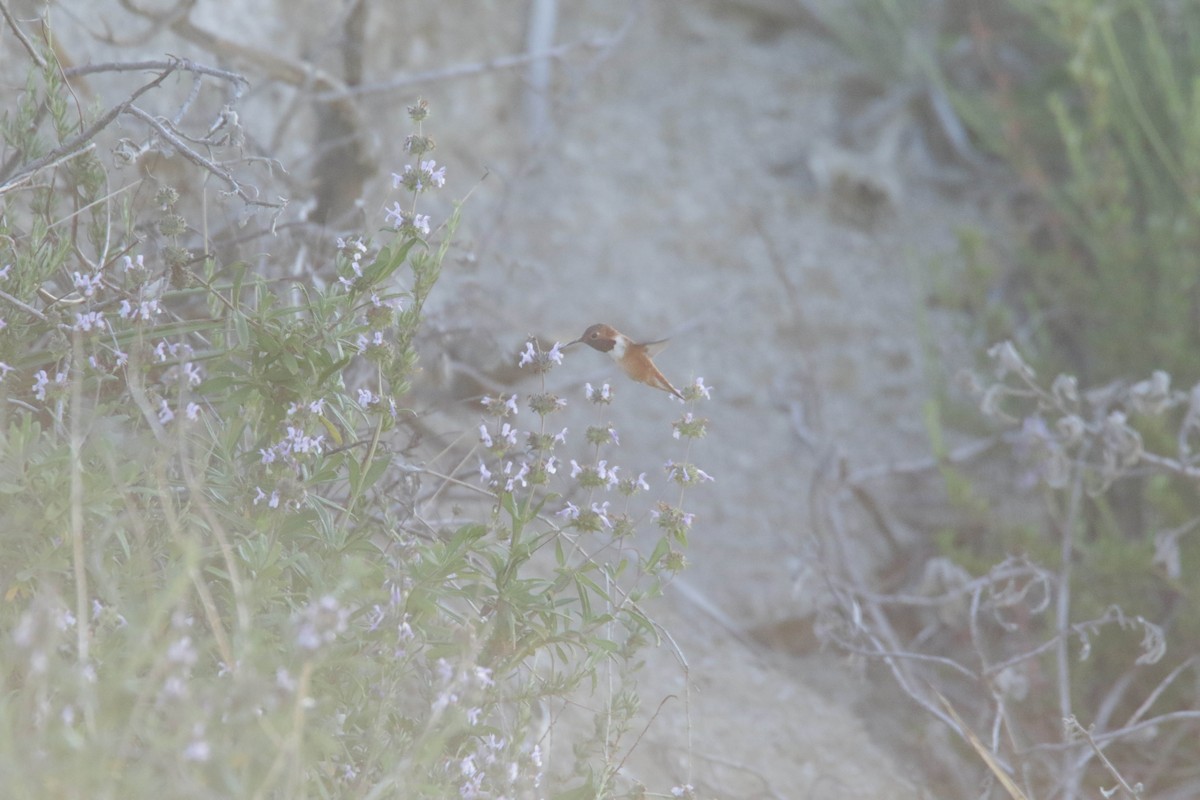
[639,338,670,357]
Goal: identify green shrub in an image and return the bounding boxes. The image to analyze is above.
[0,46,709,798]
[957,0,1200,383]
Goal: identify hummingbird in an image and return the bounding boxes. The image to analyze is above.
[566,323,684,400]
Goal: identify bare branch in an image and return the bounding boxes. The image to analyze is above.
[1054,442,1090,800]
[63,57,248,92]
[0,63,176,193]
[0,143,98,197]
[314,6,639,104]
[1065,716,1143,800]
[122,105,285,211]
[1138,451,1200,480]
[0,288,49,321]
[317,43,594,101]
[1123,655,1199,730]
[0,0,46,68]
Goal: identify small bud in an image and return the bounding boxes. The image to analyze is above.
[365,303,395,328]
[571,461,607,491]
[1055,414,1086,446]
[988,340,1035,382]
[956,369,983,396]
[159,213,188,238]
[1129,370,1172,416]
[652,501,695,539]
[1041,442,1070,489]
[682,378,712,401]
[585,424,618,447]
[163,245,192,271]
[671,412,708,440]
[980,384,1015,423]
[1050,373,1079,407]
[1101,410,1143,468]
[155,186,180,209]
[169,261,193,289]
[404,134,436,155]
[528,393,565,416]
[407,98,430,122]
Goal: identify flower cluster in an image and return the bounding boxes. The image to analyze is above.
[664,459,714,487]
[518,338,564,374]
[392,160,446,194]
[158,612,199,705]
[252,398,333,511]
[585,381,613,404]
[335,235,370,291]
[652,501,695,539]
[136,339,205,424]
[682,376,712,401]
[476,337,714,549]
[452,731,542,800]
[343,268,404,366]
[404,133,435,156]
[570,458,621,490]
[477,387,565,492]
[557,380,642,535]
[72,268,103,297]
[12,597,78,677]
[671,410,708,440]
[8,243,170,413]
[111,252,166,323]
[31,368,67,403]
[356,570,422,671]
[259,400,329,465]
[383,98,447,239]
[118,294,162,323]
[384,204,430,236]
[414,653,544,797]
[556,498,620,532]
[155,339,203,386]
[475,339,573,492]
[585,422,620,447]
[294,594,350,651]
[72,310,106,332]
[430,656,494,718]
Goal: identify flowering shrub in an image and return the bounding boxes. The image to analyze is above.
[0,47,710,798]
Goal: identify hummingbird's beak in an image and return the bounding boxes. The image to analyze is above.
[564,338,582,347]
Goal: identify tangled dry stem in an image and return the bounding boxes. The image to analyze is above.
[806,344,1200,799]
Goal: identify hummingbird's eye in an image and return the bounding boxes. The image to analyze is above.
[590,332,598,339]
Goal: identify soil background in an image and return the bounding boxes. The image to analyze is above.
[37,0,1016,796]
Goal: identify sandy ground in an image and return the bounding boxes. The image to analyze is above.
[38,0,1014,795]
